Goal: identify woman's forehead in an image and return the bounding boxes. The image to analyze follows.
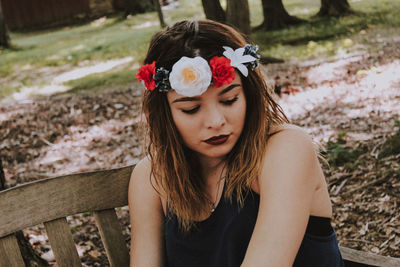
[168,72,243,102]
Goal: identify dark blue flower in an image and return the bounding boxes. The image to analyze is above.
[154,67,171,92]
[243,44,260,70]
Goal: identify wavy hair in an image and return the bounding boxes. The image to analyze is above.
[141,20,288,231]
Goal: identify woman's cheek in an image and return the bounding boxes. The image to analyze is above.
[232,99,246,126]
[173,113,196,142]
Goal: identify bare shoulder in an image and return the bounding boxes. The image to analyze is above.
[266,124,316,158]
[258,125,320,190]
[128,156,159,204]
[268,123,307,137]
[131,156,152,179]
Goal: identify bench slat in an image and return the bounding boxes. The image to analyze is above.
[0,166,133,237]
[93,209,130,267]
[44,217,81,267]
[340,246,400,267]
[0,234,25,267]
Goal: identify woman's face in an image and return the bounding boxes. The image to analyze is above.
[167,72,246,161]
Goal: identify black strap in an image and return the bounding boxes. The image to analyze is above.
[306,215,333,236]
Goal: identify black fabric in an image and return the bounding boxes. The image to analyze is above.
[306,215,333,236]
[164,187,345,267]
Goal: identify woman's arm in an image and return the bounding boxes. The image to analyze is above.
[128,158,165,267]
[241,128,322,267]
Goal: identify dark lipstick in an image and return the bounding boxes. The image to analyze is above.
[204,135,230,145]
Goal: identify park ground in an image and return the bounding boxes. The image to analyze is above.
[0,0,399,265]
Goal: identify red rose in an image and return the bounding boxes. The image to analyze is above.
[136,61,156,91]
[210,56,235,88]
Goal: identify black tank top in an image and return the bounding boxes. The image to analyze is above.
[165,186,345,267]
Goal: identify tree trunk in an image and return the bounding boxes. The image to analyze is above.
[154,0,166,28]
[226,0,250,36]
[0,159,50,267]
[124,0,154,17]
[317,0,352,17]
[0,1,10,48]
[257,0,305,31]
[201,0,226,23]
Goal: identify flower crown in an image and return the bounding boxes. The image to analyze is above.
[136,44,260,97]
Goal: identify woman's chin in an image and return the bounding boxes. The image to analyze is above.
[197,145,234,160]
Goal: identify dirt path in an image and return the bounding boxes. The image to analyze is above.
[0,39,399,265]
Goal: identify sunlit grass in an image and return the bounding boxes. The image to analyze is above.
[65,68,138,94]
[0,85,20,99]
[0,18,157,76]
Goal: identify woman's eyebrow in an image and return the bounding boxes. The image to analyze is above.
[172,96,201,103]
[172,84,240,103]
[218,84,240,96]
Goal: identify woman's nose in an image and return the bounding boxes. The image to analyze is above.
[204,106,226,129]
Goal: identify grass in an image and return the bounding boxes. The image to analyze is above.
[323,132,368,170]
[0,0,400,97]
[65,68,137,94]
[324,123,400,171]
[0,85,19,99]
[0,17,157,76]
[378,122,400,159]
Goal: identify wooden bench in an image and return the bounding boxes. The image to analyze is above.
[1,166,399,267]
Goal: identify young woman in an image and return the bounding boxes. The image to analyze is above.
[129,20,344,267]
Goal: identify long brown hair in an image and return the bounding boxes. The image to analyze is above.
[142,20,288,231]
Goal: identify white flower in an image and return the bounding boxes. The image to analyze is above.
[169,56,212,97]
[222,46,256,77]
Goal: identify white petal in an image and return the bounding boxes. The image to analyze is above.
[223,51,233,61]
[234,47,245,57]
[230,54,242,67]
[237,55,256,64]
[223,46,235,61]
[236,64,248,77]
[223,46,234,53]
[169,56,211,97]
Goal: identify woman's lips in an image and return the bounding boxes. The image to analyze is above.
[204,134,230,145]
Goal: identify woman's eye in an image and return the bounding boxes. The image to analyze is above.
[221,96,238,106]
[181,106,200,114]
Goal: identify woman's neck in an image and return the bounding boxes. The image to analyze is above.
[198,154,224,170]
[197,155,226,185]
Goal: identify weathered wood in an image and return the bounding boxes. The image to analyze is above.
[93,209,130,267]
[44,217,81,267]
[340,246,400,267]
[0,234,25,267]
[0,166,133,237]
[0,159,49,267]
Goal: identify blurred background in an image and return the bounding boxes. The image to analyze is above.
[0,0,399,266]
